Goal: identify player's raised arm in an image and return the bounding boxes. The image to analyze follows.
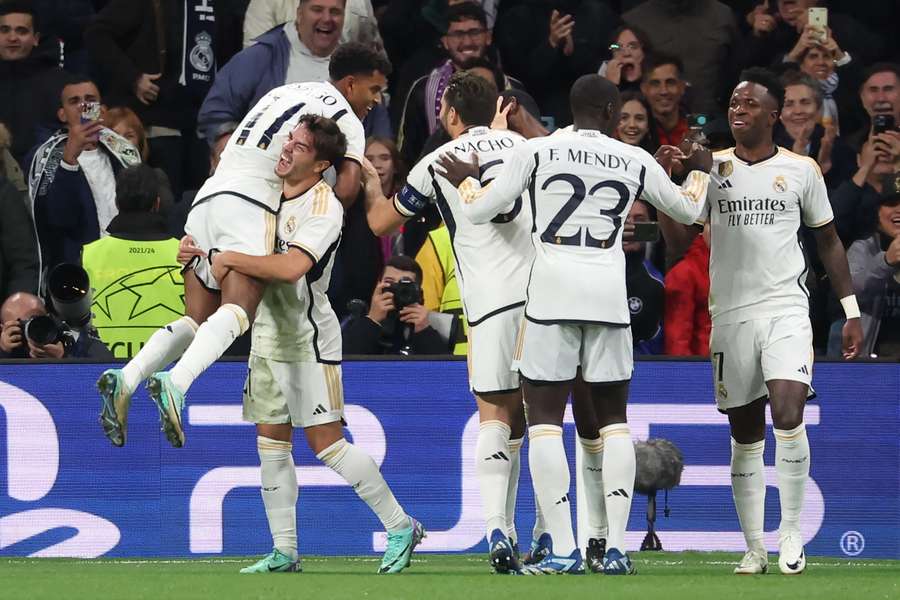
[437,145,534,225]
[640,145,713,225]
[333,158,362,209]
[362,157,414,235]
[212,248,314,285]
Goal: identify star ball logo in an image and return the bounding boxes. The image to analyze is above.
[92,266,185,358]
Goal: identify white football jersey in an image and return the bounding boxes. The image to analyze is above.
[700,147,833,325]
[394,126,533,324]
[208,81,365,210]
[459,129,709,324]
[251,180,344,363]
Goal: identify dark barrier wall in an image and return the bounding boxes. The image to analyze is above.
[0,360,897,558]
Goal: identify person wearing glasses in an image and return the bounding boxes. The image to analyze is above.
[599,25,653,95]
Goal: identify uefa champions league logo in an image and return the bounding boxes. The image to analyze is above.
[0,382,120,557]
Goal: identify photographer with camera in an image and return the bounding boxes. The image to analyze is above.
[0,292,65,358]
[342,255,447,355]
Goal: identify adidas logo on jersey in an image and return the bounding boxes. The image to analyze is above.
[607,488,630,498]
[797,365,809,375]
[313,404,328,415]
[718,180,734,189]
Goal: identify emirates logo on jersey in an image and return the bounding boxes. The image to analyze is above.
[773,176,787,193]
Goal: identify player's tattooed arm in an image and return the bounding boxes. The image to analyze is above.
[813,223,863,359]
[361,157,408,235]
[211,249,313,285]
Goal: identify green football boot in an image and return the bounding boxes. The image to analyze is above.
[97,369,131,447]
[146,372,186,448]
[239,549,301,574]
[378,517,426,574]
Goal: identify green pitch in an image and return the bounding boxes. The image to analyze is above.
[2,552,898,600]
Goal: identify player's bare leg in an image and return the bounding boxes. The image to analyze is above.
[520,380,583,574]
[571,375,609,572]
[475,391,525,573]
[585,379,635,575]
[727,396,768,574]
[307,421,424,574]
[97,272,217,446]
[767,379,810,575]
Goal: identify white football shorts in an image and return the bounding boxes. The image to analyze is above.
[709,313,815,412]
[243,354,344,428]
[467,305,524,395]
[513,319,633,384]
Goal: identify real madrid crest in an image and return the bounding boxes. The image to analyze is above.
[718,160,733,177]
[717,383,728,399]
[190,31,214,74]
[773,175,787,193]
[285,216,297,235]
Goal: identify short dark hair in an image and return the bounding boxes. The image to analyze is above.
[739,67,785,112]
[641,52,684,82]
[443,70,497,128]
[296,114,347,165]
[329,42,392,81]
[500,89,541,120]
[0,0,39,32]
[385,255,422,283]
[570,74,621,122]
[861,62,900,88]
[59,76,101,106]
[115,165,159,213]
[459,56,504,90]
[445,2,488,31]
[781,70,824,109]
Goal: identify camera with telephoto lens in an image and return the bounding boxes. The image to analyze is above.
[385,277,422,310]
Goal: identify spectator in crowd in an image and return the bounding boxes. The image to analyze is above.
[416,223,466,355]
[328,136,404,320]
[200,1,391,145]
[494,0,619,128]
[743,0,883,73]
[0,290,111,359]
[85,0,231,197]
[0,0,68,167]
[664,224,711,356]
[243,0,383,50]
[776,71,855,186]
[624,0,738,116]
[105,106,175,211]
[623,199,664,355]
[342,255,448,354]
[599,24,652,95]
[615,91,657,153]
[82,164,184,359]
[0,123,27,193]
[397,2,519,164]
[844,180,900,358]
[26,77,141,271]
[0,174,40,300]
[846,63,900,153]
[831,129,900,245]
[31,0,95,74]
[641,52,690,147]
[787,29,863,135]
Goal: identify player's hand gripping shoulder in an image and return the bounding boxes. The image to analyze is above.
[435,152,480,188]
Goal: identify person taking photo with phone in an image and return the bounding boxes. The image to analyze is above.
[26,77,141,271]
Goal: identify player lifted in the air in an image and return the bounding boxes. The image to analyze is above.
[437,75,712,575]
[97,44,390,448]
[363,72,531,574]
[180,114,424,574]
[698,69,862,576]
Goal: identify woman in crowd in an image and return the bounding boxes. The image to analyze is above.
[599,25,652,94]
[105,107,174,211]
[614,91,658,153]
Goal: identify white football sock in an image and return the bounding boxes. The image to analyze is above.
[258,436,298,560]
[774,424,810,536]
[317,438,409,533]
[121,316,198,393]
[600,423,635,552]
[476,420,512,538]
[169,304,249,394]
[528,424,576,555]
[731,438,766,554]
[506,436,523,544]
[579,435,608,540]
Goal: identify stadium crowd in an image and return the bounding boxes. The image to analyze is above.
[0,0,898,360]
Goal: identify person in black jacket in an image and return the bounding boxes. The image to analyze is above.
[0,1,68,167]
[342,255,447,355]
[0,175,40,301]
